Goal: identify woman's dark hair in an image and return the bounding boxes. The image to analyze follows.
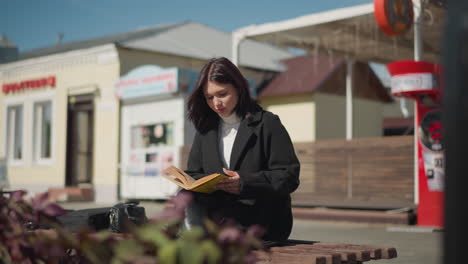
[188,57,257,133]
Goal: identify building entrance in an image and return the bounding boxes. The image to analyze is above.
[65,94,94,186]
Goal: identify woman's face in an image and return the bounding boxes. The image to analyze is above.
[204,80,239,117]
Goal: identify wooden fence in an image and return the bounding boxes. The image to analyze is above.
[180,136,414,209]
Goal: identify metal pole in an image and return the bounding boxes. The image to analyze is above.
[413,103,419,205]
[413,0,424,205]
[414,0,423,61]
[346,58,353,140]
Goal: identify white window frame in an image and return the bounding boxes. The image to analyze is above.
[3,98,26,167]
[30,91,56,167]
[32,99,54,165]
[2,91,56,167]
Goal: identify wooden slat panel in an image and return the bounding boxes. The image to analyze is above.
[181,136,414,209]
[299,136,414,208]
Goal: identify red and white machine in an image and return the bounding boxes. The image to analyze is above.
[387,60,444,227]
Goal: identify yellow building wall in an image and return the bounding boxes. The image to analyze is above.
[315,93,384,140]
[0,46,121,202]
[353,97,385,138]
[315,93,347,140]
[382,98,415,118]
[259,93,385,142]
[259,94,315,142]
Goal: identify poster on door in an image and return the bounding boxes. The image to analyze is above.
[127,121,175,178]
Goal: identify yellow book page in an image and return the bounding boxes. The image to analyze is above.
[162,166,228,193]
[163,166,195,186]
[188,173,229,193]
[161,173,187,189]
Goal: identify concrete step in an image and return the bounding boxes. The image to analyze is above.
[292,207,416,225]
[47,186,94,202]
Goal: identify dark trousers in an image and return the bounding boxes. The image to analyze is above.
[182,190,291,242]
[184,191,257,230]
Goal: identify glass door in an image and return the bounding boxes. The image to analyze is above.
[66,94,94,186]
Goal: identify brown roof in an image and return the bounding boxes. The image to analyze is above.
[259,54,393,103]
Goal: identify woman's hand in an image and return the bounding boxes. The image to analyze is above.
[215,168,241,194]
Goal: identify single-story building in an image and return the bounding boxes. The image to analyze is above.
[0,22,293,202]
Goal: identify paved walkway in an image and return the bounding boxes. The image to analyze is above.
[58,201,442,264]
[291,219,442,264]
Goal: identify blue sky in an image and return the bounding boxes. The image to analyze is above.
[2,0,372,52]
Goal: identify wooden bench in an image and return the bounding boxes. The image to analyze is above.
[255,239,397,264]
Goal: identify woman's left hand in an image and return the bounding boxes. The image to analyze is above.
[215,168,241,194]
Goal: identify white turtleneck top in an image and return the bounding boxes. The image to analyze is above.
[218,113,256,205]
[218,113,241,169]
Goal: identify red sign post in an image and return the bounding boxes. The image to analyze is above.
[387,60,444,227]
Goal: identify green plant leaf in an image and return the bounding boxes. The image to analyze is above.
[177,239,204,264]
[136,223,170,246]
[111,258,124,264]
[203,219,219,236]
[200,240,221,264]
[179,226,204,241]
[80,243,104,264]
[114,239,144,261]
[158,242,177,264]
[91,230,113,241]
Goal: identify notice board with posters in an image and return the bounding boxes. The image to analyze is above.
[117,65,197,199]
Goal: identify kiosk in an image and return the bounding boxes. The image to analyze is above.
[116,65,198,199]
[387,60,443,227]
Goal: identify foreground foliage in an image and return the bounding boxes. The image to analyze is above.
[0,190,264,264]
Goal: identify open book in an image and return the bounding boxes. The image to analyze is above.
[162,166,228,193]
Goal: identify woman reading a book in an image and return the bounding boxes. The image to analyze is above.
[184,57,300,242]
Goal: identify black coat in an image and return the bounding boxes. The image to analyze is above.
[185,108,300,241]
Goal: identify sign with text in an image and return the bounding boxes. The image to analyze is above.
[115,65,198,100]
[2,76,56,94]
[391,73,438,95]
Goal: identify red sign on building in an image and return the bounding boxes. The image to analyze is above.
[2,76,56,94]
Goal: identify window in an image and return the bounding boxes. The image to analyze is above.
[33,101,52,161]
[3,92,55,167]
[131,122,174,149]
[6,105,24,162]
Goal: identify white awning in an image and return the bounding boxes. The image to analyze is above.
[233,3,445,63]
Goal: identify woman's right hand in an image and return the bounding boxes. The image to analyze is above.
[215,168,241,194]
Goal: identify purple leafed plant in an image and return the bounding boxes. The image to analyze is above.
[0,190,265,264]
[0,190,69,263]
